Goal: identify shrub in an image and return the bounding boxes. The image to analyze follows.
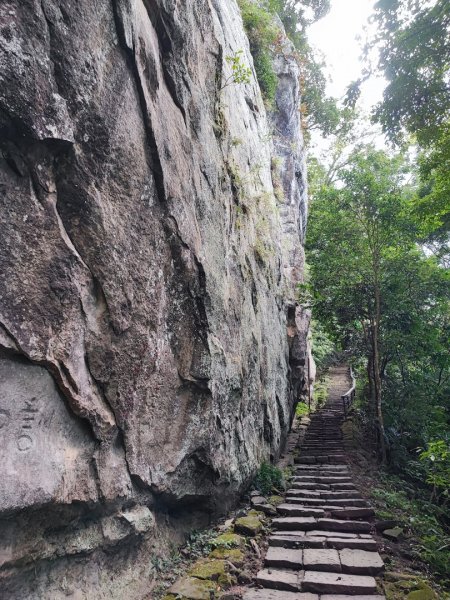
[296,401,309,417]
[254,461,284,495]
[238,0,279,104]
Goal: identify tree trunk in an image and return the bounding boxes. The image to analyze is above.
[373,283,387,463]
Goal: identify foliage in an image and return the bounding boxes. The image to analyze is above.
[350,0,450,260]
[371,474,450,582]
[221,50,252,91]
[313,375,330,408]
[368,0,450,146]
[254,461,285,495]
[238,0,280,104]
[306,144,450,465]
[238,0,340,133]
[310,319,335,373]
[418,440,450,503]
[415,122,450,259]
[295,401,309,417]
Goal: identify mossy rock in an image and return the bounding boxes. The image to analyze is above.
[212,533,243,548]
[209,547,244,565]
[407,585,437,600]
[247,509,264,517]
[385,571,421,583]
[234,515,262,536]
[217,572,234,588]
[165,576,216,600]
[189,558,226,581]
[269,495,284,506]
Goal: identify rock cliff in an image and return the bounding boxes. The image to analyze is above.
[0,0,308,597]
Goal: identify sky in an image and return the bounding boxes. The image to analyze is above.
[308,0,386,112]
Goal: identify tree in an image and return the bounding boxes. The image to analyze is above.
[306,146,450,463]
[370,0,450,146]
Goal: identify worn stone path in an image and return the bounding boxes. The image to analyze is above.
[244,366,386,600]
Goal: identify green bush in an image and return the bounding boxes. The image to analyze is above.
[254,461,284,495]
[238,0,279,104]
[296,401,309,417]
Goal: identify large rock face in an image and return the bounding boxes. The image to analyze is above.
[0,0,308,596]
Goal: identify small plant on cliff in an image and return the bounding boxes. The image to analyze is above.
[254,462,285,495]
[220,50,252,92]
[238,0,279,104]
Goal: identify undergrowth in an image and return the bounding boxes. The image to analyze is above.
[253,461,285,495]
[371,473,450,585]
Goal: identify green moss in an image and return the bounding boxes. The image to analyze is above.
[407,585,437,600]
[269,495,284,506]
[165,576,216,600]
[210,533,243,548]
[209,547,244,565]
[234,515,263,536]
[189,558,226,580]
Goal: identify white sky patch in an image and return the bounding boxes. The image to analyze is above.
[308,0,386,110]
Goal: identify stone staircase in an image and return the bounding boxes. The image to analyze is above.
[243,366,386,600]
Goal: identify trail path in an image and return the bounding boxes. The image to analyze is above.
[243,365,386,600]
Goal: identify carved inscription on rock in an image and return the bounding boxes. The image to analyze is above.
[0,358,98,512]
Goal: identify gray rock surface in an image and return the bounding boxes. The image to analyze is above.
[0,0,308,596]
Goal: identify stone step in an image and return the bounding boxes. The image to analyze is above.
[243,589,320,600]
[269,534,378,552]
[340,548,384,575]
[286,497,367,507]
[277,505,325,517]
[307,530,372,539]
[321,596,386,599]
[256,568,300,592]
[317,519,371,533]
[291,483,332,490]
[302,571,377,595]
[287,490,362,500]
[303,548,341,572]
[320,491,362,499]
[322,594,386,600]
[264,547,303,569]
[292,477,352,484]
[330,507,375,519]
[272,517,318,531]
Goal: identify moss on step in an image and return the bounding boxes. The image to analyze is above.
[385,577,440,600]
[234,514,263,536]
[211,533,243,548]
[269,495,284,506]
[189,559,226,580]
[209,547,244,565]
[163,576,216,600]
